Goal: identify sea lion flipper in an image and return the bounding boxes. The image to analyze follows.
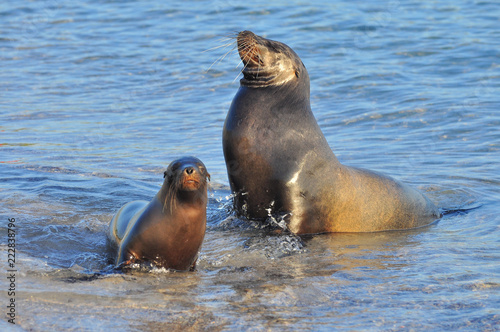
[189,257,198,272]
[109,201,148,242]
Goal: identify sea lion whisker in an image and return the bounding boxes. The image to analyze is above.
[204,34,239,72]
[237,40,253,55]
[202,41,234,53]
[242,44,257,59]
[213,32,238,40]
[238,40,251,49]
[217,34,236,41]
[239,46,256,67]
[234,54,252,82]
[235,45,252,70]
[235,58,244,69]
[238,40,262,69]
[237,44,252,61]
[233,70,243,83]
[217,44,238,62]
[234,37,265,81]
[206,44,238,73]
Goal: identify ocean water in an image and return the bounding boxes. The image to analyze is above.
[1,0,499,331]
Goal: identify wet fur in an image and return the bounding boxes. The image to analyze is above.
[108,157,210,270]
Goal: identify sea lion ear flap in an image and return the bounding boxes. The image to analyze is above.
[164,168,173,180]
[207,172,211,182]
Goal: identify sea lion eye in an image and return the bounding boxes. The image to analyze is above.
[197,164,210,180]
[170,162,182,172]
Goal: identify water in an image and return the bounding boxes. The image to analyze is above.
[1,0,499,330]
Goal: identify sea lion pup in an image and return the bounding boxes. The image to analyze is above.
[108,156,210,270]
[222,31,440,234]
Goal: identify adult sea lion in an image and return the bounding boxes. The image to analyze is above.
[108,156,210,270]
[222,31,440,234]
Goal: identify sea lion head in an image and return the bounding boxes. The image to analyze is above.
[162,156,210,210]
[237,30,308,88]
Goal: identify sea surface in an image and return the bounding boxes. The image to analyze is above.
[1,0,499,331]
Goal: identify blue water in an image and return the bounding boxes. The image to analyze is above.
[1,0,499,330]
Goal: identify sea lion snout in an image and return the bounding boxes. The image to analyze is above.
[181,165,203,191]
[236,30,301,87]
[171,158,210,192]
[237,31,262,68]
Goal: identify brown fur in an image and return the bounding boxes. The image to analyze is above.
[108,157,210,270]
[223,31,440,234]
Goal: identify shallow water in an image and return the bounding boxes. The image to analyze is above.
[1,0,499,331]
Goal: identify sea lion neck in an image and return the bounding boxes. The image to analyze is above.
[176,187,208,207]
[157,183,207,212]
[234,79,310,119]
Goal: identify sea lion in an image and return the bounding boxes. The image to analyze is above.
[222,30,441,234]
[108,156,210,270]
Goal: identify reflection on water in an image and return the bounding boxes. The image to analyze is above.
[1,0,499,330]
